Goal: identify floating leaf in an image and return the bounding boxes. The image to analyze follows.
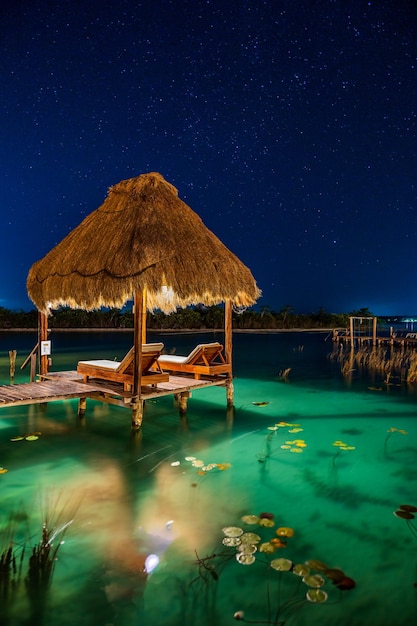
[237,543,257,554]
[303,574,325,588]
[240,532,261,544]
[394,509,415,520]
[185,456,196,461]
[293,563,310,577]
[236,553,256,565]
[241,515,260,525]
[170,461,180,466]
[306,589,328,603]
[222,526,244,538]
[305,559,328,571]
[271,557,292,571]
[0,467,8,474]
[280,445,291,449]
[222,537,241,547]
[324,568,345,582]
[252,402,270,407]
[10,436,25,442]
[290,447,303,453]
[399,504,417,513]
[270,538,286,548]
[25,435,39,441]
[258,517,275,528]
[192,460,204,467]
[276,527,294,538]
[259,511,274,520]
[259,542,276,554]
[335,576,356,590]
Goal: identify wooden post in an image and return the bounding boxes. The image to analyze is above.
[78,397,87,417]
[176,391,190,415]
[225,299,234,407]
[9,350,16,382]
[131,399,144,429]
[132,290,144,429]
[39,311,49,376]
[349,316,354,347]
[30,353,37,382]
[372,316,377,346]
[142,287,147,345]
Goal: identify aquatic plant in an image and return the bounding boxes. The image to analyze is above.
[192,511,355,625]
[331,440,355,465]
[393,504,417,540]
[393,504,417,594]
[0,522,25,612]
[256,423,306,463]
[384,427,408,458]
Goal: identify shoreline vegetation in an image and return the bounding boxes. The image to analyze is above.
[0,304,376,332]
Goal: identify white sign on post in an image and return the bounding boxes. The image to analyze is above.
[40,340,51,356]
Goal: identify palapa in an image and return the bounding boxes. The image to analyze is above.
[27,172,261,313]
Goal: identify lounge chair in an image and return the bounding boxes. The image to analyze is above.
[158,342,231,379]
[77,343,169,391]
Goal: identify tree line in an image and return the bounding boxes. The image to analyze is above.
[0,305,375,330]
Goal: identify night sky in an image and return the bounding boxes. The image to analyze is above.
[2,0,417,315]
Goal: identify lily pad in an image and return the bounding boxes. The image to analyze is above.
[324,568,345,582]
[25,435,39,441]
[258,517,275,528]
[236,553,256,565]
[302,574,325,588]
[259,542,276,554]
[399,504,417,513]
[241,514,260,525]
[222,537,241,547]
[305,559,328,571]
[240,532,261,544]
[394,509,415,520]
[292,563,310,577]
[237,543,257,554]
[222,526,244,538]
[306,589,328,603]
[276,527,294,538]
[271,558,292,571]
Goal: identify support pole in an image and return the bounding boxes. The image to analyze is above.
[132,290,144,429]
[349,316,354,347]
[78,397,87,417]
[142,287,147,345]
[175,391,190,416]
[372,316,377,347]
[39,311,49,376]
[131,399,144,429]
[9,350,16,382]
[225,299,234,407]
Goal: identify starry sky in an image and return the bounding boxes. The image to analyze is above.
[1,0,417,315]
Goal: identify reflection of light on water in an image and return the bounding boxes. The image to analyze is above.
[145,554,159,573]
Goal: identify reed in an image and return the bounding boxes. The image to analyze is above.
[330,344,417,384]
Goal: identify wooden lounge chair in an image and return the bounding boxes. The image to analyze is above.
[158,342,231,379]
[77,343,169,391]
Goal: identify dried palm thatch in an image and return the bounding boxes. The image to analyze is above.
[27,172,261,314]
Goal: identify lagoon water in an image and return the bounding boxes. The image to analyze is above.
[0,330,416,626]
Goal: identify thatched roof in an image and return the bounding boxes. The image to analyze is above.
[27,172,261,313]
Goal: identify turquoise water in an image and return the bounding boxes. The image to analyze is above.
[0,331,416,626]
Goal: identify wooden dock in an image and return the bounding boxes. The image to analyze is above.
[0,370,228,411]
